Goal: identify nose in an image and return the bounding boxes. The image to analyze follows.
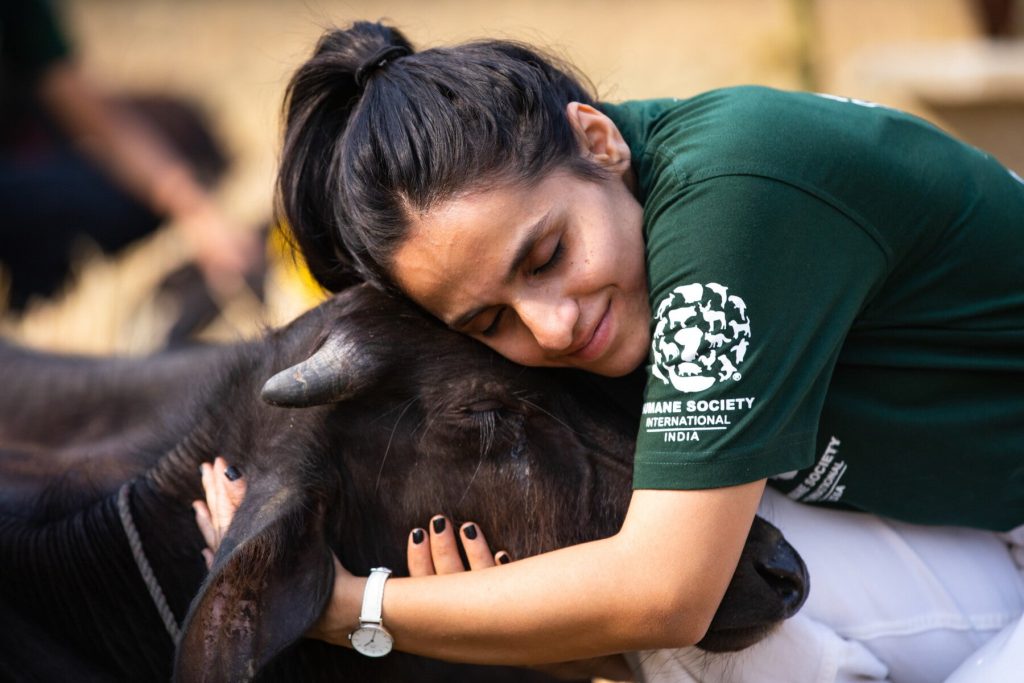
[755,538,809,618]
[516,294,579,352]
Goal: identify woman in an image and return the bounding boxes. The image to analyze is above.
[196,19,1024,674]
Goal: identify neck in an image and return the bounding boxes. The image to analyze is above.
[623,164,639,196]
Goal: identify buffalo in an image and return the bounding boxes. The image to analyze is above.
[0,284,807,681]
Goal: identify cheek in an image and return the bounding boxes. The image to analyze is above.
[488,335,562,368]
[620,223,648,296]
[626,319,652,366]
[476,333,535,366]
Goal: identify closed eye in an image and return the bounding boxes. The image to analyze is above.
[530,240,564,276]
[481,309,505,338]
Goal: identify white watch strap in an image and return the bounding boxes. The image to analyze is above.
[359,567,392,624]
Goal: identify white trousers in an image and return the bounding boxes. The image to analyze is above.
[627,488,1024,683]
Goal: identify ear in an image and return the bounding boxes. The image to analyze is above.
[173,475,335,682]
[565,102,632,175]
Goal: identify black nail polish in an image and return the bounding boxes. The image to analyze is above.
[463,524,477,540]
[432,517,446,534]
[498,553,511,565]
[224,465,242,481]
[412,529,425,544]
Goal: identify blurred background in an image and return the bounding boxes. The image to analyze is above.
[2,0,1021,353]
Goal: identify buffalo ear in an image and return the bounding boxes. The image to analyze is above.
[173,476,335,683]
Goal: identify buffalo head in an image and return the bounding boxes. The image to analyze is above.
[175,285,807,680]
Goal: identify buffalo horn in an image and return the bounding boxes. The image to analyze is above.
[261,333,377,407]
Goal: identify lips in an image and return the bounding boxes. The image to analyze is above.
[567,301,613,363]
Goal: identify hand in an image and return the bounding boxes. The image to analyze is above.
[310,517,512,645]
[310,516,513,646]
[175,201,262,300]
[406,515,511,576]
[192,456,364,643]
[191,456,360,646]
[192,456,247,568]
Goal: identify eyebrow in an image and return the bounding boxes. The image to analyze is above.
[448,211,552,330]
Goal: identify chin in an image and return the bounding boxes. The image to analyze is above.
[600,339,649,377]
[590,351,645,377]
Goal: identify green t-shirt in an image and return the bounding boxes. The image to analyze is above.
[602,87,1024,531]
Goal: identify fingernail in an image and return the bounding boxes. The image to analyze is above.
[497,553,511,565]
[412,529,425,544]
[432,517,446,534]
[463,524,477,540]
[224,465,242,481]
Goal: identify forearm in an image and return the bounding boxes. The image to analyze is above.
[326,537,698,664]
[37,62,212,220]
[318,482,764,666]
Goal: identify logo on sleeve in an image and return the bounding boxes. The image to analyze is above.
[650,282,751,393]
[784,436,848,503]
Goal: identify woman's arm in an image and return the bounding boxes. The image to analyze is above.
[404,514,635,681]
[197,457,764,665]
[318,481,765,665]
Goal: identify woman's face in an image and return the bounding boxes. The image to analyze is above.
[391,166,650,377]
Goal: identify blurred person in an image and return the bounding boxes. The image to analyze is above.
[0,0,259,312]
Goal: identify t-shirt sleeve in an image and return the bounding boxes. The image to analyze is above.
[633,172,887,490]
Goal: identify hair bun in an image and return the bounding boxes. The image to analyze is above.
[354,45,412,89]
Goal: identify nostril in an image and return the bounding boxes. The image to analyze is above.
[756,555,808,615]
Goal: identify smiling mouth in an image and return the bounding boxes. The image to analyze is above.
[568,301,613,362]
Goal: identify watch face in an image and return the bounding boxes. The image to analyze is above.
[350,625,394,657]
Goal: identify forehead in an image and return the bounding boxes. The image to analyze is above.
[392,175,563,321]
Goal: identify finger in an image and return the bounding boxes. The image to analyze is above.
[495,551,512,566]
[406,528,435,577]
[428,516,465,574]
[192,500,218,550]
[210,457,241,533]
[460,523,497,570]
[200,461,214,500]
[222,463,247,508]
[201,460,220,511]
[199,462,220,545]
[209,458,243,524]
[201,548,214,570]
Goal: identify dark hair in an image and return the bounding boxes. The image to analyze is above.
[277,21,601,292]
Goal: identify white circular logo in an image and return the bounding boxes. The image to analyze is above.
[650,282,751,393]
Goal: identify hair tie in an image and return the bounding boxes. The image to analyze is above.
[354,45,411,89]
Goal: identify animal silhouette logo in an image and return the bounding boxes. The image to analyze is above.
[650,282,751,393]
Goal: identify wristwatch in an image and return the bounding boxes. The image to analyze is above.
[349,567,394,657]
